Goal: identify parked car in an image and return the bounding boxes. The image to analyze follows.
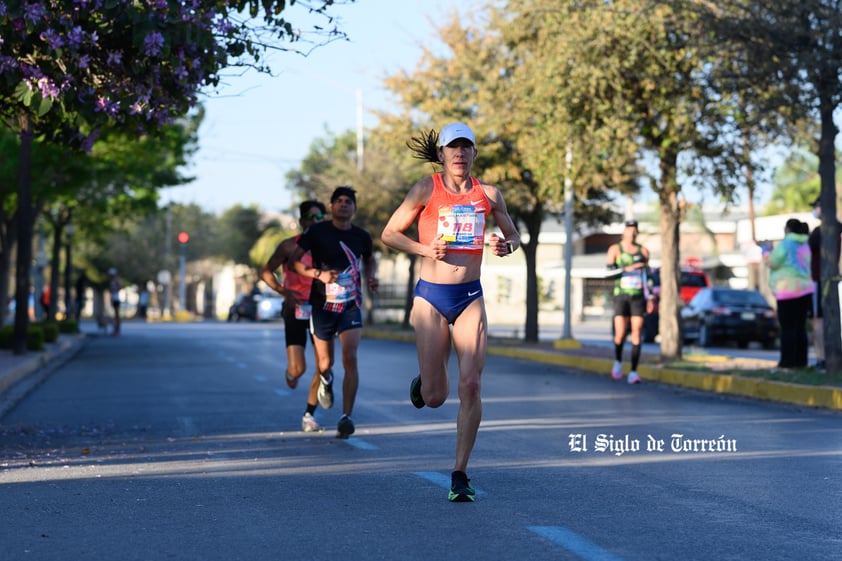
[642,267,712,342]
[227,291,283,322]
[680,287,779,349]
[255,291,284,321]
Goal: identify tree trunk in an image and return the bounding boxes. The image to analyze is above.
[817,98,841,374]
[49,223,62,321]
[14,111,34,355]
[0,214,17,330]
[658,155,683,360]
[523,211,542,343]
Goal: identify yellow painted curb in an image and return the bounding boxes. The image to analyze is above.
[553,338,583,350]
[364,328,841,412]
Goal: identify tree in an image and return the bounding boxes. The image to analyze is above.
[503,0,745,359]
[689,0,842,372]
[0,0,352,352]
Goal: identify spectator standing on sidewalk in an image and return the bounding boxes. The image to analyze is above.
[290,187,378,439]
[807,197,842,371]
[108,268,122,336]
[260,200,329,432]
[381,122,521,502]
[605,220,653,384]
[767,218,813,369]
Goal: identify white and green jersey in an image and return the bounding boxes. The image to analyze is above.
[613,243,648,296]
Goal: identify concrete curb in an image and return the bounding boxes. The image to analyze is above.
[363,328,842,412]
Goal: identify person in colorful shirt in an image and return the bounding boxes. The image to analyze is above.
[767,218,813,369]
[381,122,521,502]
[290,187,378,439]
[260,200,328,432]
[605,220,652,384]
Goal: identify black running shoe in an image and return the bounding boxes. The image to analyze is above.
[336,415,355,439]
[317,369,334,409]
[409,375,425,409]
[448,470,476,502]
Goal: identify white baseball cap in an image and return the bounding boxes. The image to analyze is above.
[438,122,476,147]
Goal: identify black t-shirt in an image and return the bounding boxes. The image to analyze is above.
[297,221,373,307]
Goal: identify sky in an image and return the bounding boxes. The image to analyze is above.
[165,0,464,215]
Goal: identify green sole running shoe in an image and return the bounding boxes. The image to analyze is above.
[409,375,425,409]
[448,470,476,502]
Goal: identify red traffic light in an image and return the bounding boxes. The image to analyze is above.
[177,231,189,244]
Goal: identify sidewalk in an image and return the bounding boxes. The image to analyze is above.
[364,327,842,412]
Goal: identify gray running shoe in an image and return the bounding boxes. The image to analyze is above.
[317,369,334,409]
[301,412,320,432]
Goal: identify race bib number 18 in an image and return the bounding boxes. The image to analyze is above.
[438,205,485,250]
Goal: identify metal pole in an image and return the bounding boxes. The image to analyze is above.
[163,203,172,316]
[356,88,364,172]
[179,242,187,312]
[562,144,574,339]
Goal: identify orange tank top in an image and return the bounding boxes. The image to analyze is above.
[283,236,313,301]
[418,174,490,254]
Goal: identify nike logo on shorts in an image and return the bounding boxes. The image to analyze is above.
[467,290,480,297]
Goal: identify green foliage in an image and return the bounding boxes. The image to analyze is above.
[250,226,295,268]
[0,324,45,351]
[33,321,59,344]
[763,146,842,214]
[58,319,79,334]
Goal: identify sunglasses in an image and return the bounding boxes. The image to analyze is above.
[303,212,324,220]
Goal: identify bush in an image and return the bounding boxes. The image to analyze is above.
[38,322,59,343]
[59,319,79,334]
[27,325,45,350]
[0,325,12,349]
[0,323,47,351]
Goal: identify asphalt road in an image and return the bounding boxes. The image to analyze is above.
[1,322,840,561]
[491,320,787,363]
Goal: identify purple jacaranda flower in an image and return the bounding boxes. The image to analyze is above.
[0,3,7,17]
[77,54,90,69]
[94,96,119,116]
[143,32,164,56]
[36,77,60,100]
[40,28,65,50]
[173,65,188,81]
[215,18,236,35]
[0,56,18,73]
[66,26,85,48]
[129,100,144,115]
[23,2,47,25]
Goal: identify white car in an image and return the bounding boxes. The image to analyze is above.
[255,291,284,321]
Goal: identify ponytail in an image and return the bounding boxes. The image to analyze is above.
[407,129,440,164]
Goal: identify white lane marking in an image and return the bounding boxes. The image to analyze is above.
[254,375,268,382]
[342,438,379,450]
[273,388,290,397]
[412,471,485,495]
[528,526,628,561]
